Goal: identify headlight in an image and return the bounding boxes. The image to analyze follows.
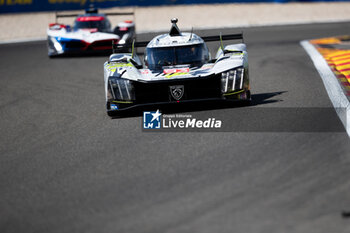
[108,77,135,101]
[50,37,63,52]
[221,67,244,93]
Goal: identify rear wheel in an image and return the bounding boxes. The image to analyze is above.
[106,102,114,117]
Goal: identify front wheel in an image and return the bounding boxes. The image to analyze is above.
[107,111,115,117]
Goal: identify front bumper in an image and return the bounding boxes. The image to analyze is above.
[106,73,250,113]
[107,94,250,114]
[47,36,129,56]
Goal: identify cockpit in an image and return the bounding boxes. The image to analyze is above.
[145,43,209,70]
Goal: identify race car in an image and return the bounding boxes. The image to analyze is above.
[104,18,250,116]
[47,7,135,57]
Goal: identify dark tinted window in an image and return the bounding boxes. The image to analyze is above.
[146,43,209,70]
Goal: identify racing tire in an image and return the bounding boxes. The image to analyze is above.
[107,111,115,117]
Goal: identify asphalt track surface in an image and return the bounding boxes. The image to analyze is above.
[1,22,350,233]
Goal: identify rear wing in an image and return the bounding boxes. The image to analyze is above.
[112,33,244,53]
[202,33,243,43]
[55,9,134,23]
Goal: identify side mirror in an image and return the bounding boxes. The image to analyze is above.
[129,58,143,69]
[144,55,148,67]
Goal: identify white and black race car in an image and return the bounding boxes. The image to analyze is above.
[47,7,135,57]
[104,18,250,116]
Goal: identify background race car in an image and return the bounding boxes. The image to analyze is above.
[104,18,251,116]
[47,7,135,57]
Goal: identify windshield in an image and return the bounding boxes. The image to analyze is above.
[74,19,110,32]
[145,43,209,70]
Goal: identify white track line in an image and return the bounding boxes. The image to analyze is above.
[300,40,350,137]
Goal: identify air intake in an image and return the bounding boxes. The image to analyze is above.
[169,18,181,37]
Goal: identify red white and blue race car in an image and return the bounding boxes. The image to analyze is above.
[47,8,135,57]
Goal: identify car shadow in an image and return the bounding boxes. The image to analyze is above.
[251,91,286,106]
[49,51,113,58]
[109,91,286,119]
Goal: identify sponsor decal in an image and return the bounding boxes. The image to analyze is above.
[141,69,150,74]
[118,27,128,31]
[76,16,105,22]
[110,104,118,110]
[169,85,184,101]
[163,68,190,74]
[48,0,129,5]
[163,68,190,78]
[200,64,214,69]
[164,72,189,78]
[0,0,32,5]
[48,0,87,5]
[106,63,133,72]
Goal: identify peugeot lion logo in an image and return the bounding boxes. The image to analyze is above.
[170,85,184,100]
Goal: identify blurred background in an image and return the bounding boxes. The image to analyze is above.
[0,0,350,42]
